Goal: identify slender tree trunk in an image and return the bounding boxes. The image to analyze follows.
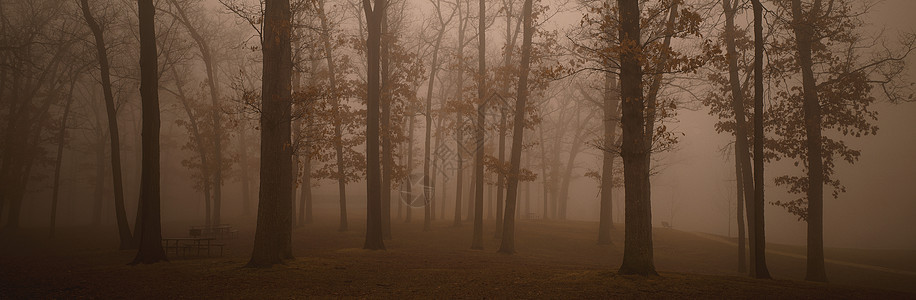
[453,3,466,227]
[79,0,133,249]
[248,0,294,266]
[318,0,349,232]
[790,0,826,282]
[362,0,386,250]
[50,79,77,237]
[131,0,167,264]
[239,126,252,216]
[598,73,619,244]
[301,154,313,224]
[723,0,769,279]
[423,10,447,231]
[538,125,549,218]
[169,69,213,229]
[616,0,657,276]
[470,0,486,251]
[380,4,393,239]
[735,147,747,273]
[406,116,415,223]
[497,0,532,254]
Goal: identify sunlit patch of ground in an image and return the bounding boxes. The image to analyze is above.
[1,215,914,298]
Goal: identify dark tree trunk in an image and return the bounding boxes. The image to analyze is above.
[735,148,747,273]
[751,0,771,280]
[79,0,133,250]
[789,0,827,282]
[131,0,167,264]
[723,0,769,279]
[498,0,533,255]
[248,0,294,266]
[598,73,619,245]
[616,0,657,276]
[362,0,386,250]
[470,0,486,251]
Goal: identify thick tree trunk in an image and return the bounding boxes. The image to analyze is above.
[248,0,295,266]
[789,0,826,282]
[131,0,167,264]
[616,0,657,276]
[598,73,619,244]
[470,0,486,251]
[498,0,532,254]
[362,0,386,250]
[79,0,133,250]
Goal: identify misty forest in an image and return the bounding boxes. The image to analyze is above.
[1,0,915,297]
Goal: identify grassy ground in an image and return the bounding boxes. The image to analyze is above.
[1,215,914,298]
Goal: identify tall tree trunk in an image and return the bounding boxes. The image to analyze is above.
[249,0,295,266]
[470,0,486,250]
[318,0,349,232]
[167,0,224,226]
[79,0,133,249]
[789,0,826,282]
[168,69,213,229]
[497,0,532,254]
[362,0,386,250]
[424,7,448,231]
[723,0,769,279]
[598,73,619,244]
[380,4,394,239]
[239,126,252,216]
[616,0,657,276]
[751,0,770,280]
[735,147,747,273]
[50,78,78,237]
[406,116,415,223]
[538,125,549,218]
[453,2,466,227]
[131,0,167,264]
[301,154,313,224]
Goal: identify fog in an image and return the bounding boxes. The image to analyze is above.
[1,0,915,297]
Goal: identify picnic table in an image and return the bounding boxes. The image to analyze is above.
[161,237,223,258]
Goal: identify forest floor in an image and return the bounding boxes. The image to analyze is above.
[1,214,915,298]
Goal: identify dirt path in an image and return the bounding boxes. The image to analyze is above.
[689,231,916,277]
